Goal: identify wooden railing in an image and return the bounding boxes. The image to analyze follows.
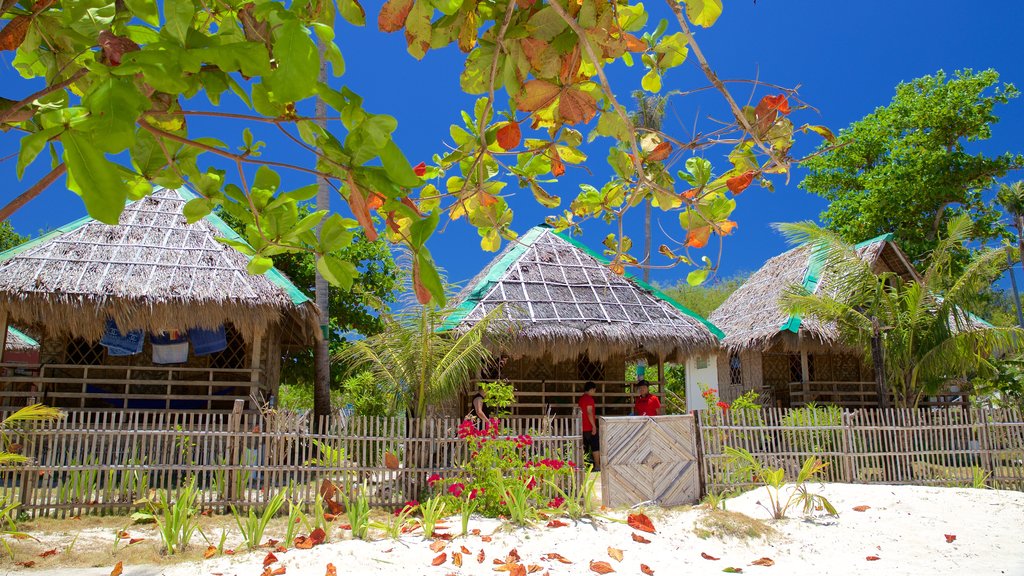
[0,363,262,411]
[469,378,659,416]
[785,381,968,409]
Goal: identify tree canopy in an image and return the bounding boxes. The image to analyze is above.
[800,69,1022,262]
[0,0,833,304]
[658,271,745,318]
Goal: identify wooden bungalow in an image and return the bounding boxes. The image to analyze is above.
[705,233,924,409]
[443,224,723,416]
[0,187,318,411]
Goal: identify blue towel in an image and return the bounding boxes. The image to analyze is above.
[190,325,227,356]
[99,319,143,356]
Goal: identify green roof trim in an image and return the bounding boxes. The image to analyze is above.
[779,232,895,334]
[551,227,725,340]
[0,214,94,263]
[6,326,37,348]
[175,188,312,307]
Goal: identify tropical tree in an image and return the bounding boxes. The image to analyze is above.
[778,215,1024,408]
[629,90,669,283]
[997,181,1024,268]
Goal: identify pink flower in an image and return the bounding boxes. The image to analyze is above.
[448,483,465,498]
[717,401,730,411]
[547,496,565,508]
[427,474,442,487]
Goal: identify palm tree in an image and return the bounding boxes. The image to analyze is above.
[312,40,331,420]
[0,404,63,465]
[996,180,1024,327]
[778,215,1024,408]
[630,91,668,284]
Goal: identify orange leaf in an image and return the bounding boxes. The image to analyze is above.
[589,560,616,574]
[471,529,481,536]
[460,546,471,554]
[558,46,582,84]
[607,547,623,562]
[224,549,235,555]
[527,564,544,573]
[431,553,447,566]
[452,552,463,567]
[866,556,880,561]
[110,561,123,576]
[685,226,712,249]
[507,548,522,563]
[0,15,30,52]
[412,256,431,305]
[726,171,755,194]
[544,553,572,564]
[640,564,654,576]
[623,33,646,52]
[204,546,217,559]
[852,505,870,512]
[701,552,719,561]
[751,557,774,566]
[366,193,385,211]
[430,540,446,553]
[559,87,598,125]
[128,538,145,545]
[497,122,522,151]
[715,220,738,236]
[264,552,278,567]
[945,534,957,543]
[481,535,493,543]
[345,175,378,242]
[517,80,561,113]
[275,545,287,553]
[377,0,413,32]
[758,93,790,115]
[271,568,286,576]
[15,561,34,567]
[384,451,400,469]
[294,537,312,549]
[546,519,568,528]
[647,141,672,163]
[510,564,527,576]
[627,513,656,534]
[631,533,651,544]
[477,549,485,564]
[117,531,130,539]
[39,549,57,558]
[325,564,337,576]
[310,527,327,545]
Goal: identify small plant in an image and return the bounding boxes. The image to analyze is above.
[459,495,478,536]
[544,465,598,520]
[419,495,447,538]
[702,491,729,511]
[372,502,417,540]
[0,497,30,559]
[284,498,307,545]
[340,485,371,540]
[303,440,347,467]
[58,455,100,504]
[149,476,202,555]
[304,491,336,543]
[503,479,536,525]
[479,381,516,417]
[971,466,991,489]
[724,447,838,520]
[212,456,253,499]
[232,490,287,551]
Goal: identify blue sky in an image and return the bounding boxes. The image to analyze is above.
[1,0,1023,292]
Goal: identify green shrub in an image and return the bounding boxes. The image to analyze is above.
[341,371,396,416]
[781,403,842,454]
[277,383,342,412]
[479,380,515,417]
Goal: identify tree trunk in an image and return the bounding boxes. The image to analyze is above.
[1005,245,1024,329]
[312,43,332,421]
[643,197,652,283]
[871,318,889,409]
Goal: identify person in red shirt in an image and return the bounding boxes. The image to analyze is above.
[634,380,662,417]
[578,381,600,472]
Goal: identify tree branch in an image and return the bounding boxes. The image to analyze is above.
[0,162,66,221]
[0,69,86,124]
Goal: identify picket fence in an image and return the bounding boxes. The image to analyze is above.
[697,407,1024,494]
[0,403,582,517]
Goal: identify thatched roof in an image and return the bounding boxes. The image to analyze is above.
[709,233,917,351]
[443,225,722,363]
[5,326,37,353]
[0,188,318,344]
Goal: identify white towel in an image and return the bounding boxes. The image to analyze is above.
[152,341,189,364]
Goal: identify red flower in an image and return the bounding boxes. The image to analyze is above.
[448,483,465,498]
[717,401,730,411]
[525,477,537,490]
[427,474,442,487]
[468,488,481,500]
[701,388,718,400]
[547,496,565,508]
[413,162,427,177]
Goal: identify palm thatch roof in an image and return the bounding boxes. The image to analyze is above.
[709,233,917,351]
[443,225,722,363]
[0,188,318,344]
[5,326,37,353]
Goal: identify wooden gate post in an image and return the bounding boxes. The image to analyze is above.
[693,411,706,498]
[226,399,245,505]
[841,411,855,483]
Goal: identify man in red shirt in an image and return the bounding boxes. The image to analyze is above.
[578,381,600,472]
[634,380,662,417]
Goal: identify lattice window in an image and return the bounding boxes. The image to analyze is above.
[789,354,803,382]
[577,355,604,382]
[65,338,105,365]
[834,353,860,382]
[728,353,742,387]
[209,325,247,370]
[524,360,551,382]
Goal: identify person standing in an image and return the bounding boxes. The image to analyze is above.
[579,381,600,472]
[471,387,490,428]
[634,380,662,417]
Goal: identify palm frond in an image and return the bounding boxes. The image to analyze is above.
[914,327,1024,392]
[1,404,64,429]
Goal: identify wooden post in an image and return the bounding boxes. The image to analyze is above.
[800,349,810,403]
[226,399,245,504]
[841,411,855,483]
[249,331,263,411]
[657,356,665,410]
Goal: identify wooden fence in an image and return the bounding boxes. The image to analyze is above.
[698,407,1024,495]
[0,404,581,517]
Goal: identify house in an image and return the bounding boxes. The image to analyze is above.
[0,188,319,411]
[443,224,723,416]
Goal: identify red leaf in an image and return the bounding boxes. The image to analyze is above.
[430,540,446,553]
[271,568,286,576]
[559,87,597,125]
[640,564,654,576]
[384,451,400,470]
[294,537,312,549]
[647,141,672,163]
[309,527,327,545]
[481,535,493,543]
[497,122,522,151]
[377,0,413,32]
[865,556,880,561]
[852,505,870,512]
[684,226,712,249]
[431,553,447,566]
[944,534,957,543]
[117,531,130,539]
[624,33,646,52]
[263,552,278,567]
[544,553,572,564]
[726,171,755,194]
[413,161,426,177]
[326,564,337,576]
[589,560,616,574]
[461,546,471,554]
[517,80,560,113]
[97,30,139,66]
[701,552,720,561]
[345,176,379,242]
[546,519,568,528]
[128,538,145,545]
[477,549,486,564]
[275,545,287,553]
[0,15,30,52]
[110,561,123,576]
[631,533,651,544]
[15,561,34,567]
[751,557,774,566]
[627,513,656,534]
[39,549,57,558]
[758,93,790,115]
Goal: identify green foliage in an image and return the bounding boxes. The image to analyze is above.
[625,362,687,413]
[148,477,201,555]
[972,358,1024,411]
[658,273,747,318]
[276,383,342,412]
[779,217,1024,407]
[418,496,446,538]
[724,447,837,520]
[232,490,287,551]
[479,381,516,418]
[303,440,347,467]
[801,69,1022,264]
[781,403,842,454]
[0,222,27,254]
[341,371,397,417]
[340,485,371,540]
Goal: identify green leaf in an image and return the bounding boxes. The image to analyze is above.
[81,76,149,153]
[316,254,357,290]
[427,0,463,16]
[530,183,561,208]
[380,140,423,188]
[215,237,255,255]
[311,23,345,76]
[409,210,440,249]
[415,251,445,305]
[684,0,723,27]
[641,68,662,93]
[17,127,62,178]
[685,157,712,187]
[164,0,193,44]
[687,268,709,286]
[182,197,213,223]
[654,32,688,69]
[319,213,354,253]
[607,147,634,179]
[247,256,274,275]
[617,4,648,32]
[266,20,318,103]
[527,7,568,41]
[63,131,130,225]
[337,0,366,26]
[124,0,159,26]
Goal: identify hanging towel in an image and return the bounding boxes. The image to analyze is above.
[151,330,189,364]
[190,325,227,356]
[99,319,143,356]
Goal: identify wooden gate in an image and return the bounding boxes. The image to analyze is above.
[598,415,700,507]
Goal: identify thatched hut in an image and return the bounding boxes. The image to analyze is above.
[444,224,722,416]
[706,233,919,409]
[4,326,38,364]
[0,187,318,411]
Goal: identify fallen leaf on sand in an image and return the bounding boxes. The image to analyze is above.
[204,546,217,559]
[224,549,235,555]
[275,545,287,553]
[294,537,312,549]
[452,552,462,567]
[632,533,651,544]
[430,540,447,552]
[383,548,393,553]
[461,546,471,554]
[264,539,279,548]
[527,564,544,573]
[640,564,654,575]
[481,535,493,542]
[264,552,278,567]
[128,538,145,545]
[608,547,623,562]
[852,505,870,512]
[110,561,123,576]
[15,561,34,568]
[432,553,447,566]
[471,529,481,535]
[477,549,485,563]
[627,513,656,534]
[590,560,615,574]
[865,556,880,561]
[701,552,720,561]
[544,553,572,564]
[944,534,957,543]
[507,548,522,563]
[751,557,774,566]
[117,531,130,539]
[546,519,568,528]
[39,549,57,558]
[271,568,286,576]
[325,563,337,576]
[722,568,743,574]
[309,528,326,545]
